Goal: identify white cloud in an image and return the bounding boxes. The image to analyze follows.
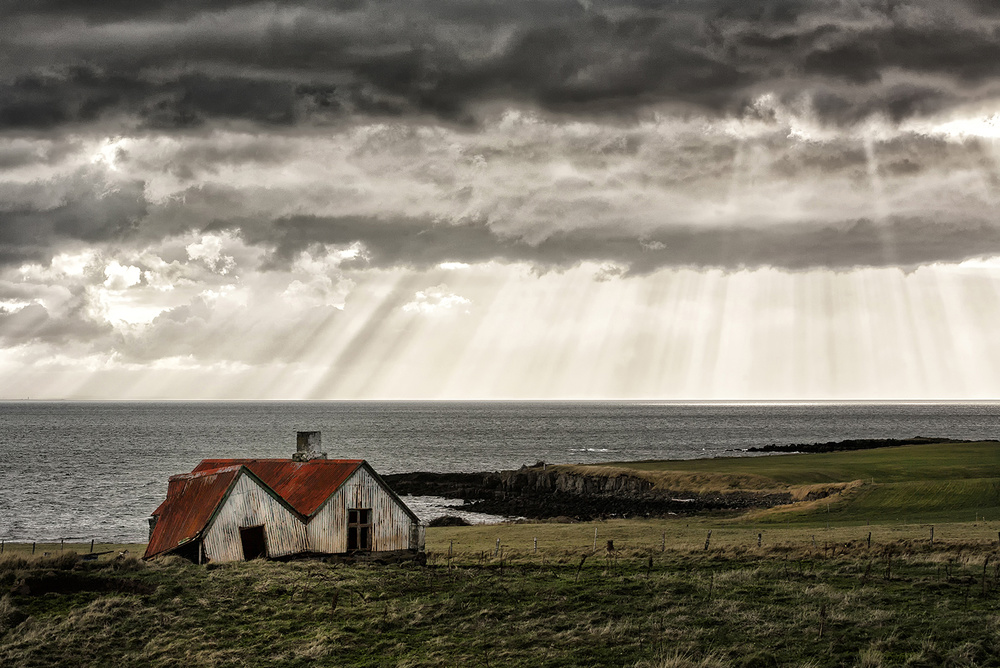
[402,285,472,315]
[186,233,237,275]
[51,251,98,277]
[280,246,357,309]
[90,137,130,171]
[103,261,141,290]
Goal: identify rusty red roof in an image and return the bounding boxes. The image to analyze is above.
[144,466,243,560]
[192,459,364,517]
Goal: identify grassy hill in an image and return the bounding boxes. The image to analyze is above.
[578,441,1000,525]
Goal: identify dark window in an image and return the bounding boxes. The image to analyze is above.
[347,508,372,551]
[240,525,267,560]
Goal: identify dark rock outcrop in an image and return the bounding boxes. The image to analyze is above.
[745,436,993,454]
[428,515,471,527]
[386,465,791,521]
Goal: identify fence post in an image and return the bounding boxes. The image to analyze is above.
[495,538,500,557]
[704,531,712,550]
[661,532,665,552]
[32,542,36,554]
[533,537,537,554]
[593,527,597,552]
[90,539,95,554]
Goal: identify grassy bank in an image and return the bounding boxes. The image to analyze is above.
[578,441,1000,525]
[4,535,1000,667]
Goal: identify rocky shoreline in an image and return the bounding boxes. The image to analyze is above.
[385,465,792,522]
[386,437,976,522]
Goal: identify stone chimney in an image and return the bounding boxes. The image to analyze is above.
[293,430,327,461]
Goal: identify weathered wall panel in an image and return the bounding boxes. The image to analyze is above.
[308,467,415,554]
[202,473,308,563]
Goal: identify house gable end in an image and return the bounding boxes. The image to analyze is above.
[201,466,306,538]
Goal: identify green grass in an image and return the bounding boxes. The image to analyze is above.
[0,543,138,559]
[765,478,1000,526]
[6,538,1000,667]
[585,442,1000,525]
[602,442,1000,485]
[425,518,1000,556]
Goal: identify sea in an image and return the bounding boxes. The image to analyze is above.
[2,401,999,544]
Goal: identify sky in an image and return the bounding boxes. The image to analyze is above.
[4,0,1000,400]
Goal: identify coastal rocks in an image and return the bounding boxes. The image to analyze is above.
[385,471,501,499]
[500,466,654,496]
[385,465,791,521]
[428,515,471,527]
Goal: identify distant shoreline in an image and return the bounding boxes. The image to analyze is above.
[743,436,999,454]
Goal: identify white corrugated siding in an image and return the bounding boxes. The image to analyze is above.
[307,466,415,554]
[202,473,308,563]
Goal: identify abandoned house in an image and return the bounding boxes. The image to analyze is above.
[143,431,423,563]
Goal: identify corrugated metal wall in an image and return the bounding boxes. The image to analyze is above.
[308,467,414,554]
[202,473,308,562]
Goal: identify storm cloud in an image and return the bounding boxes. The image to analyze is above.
[4,1,1000,398]
[2,1,1000,129]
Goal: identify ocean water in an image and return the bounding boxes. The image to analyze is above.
[1,401,999,543]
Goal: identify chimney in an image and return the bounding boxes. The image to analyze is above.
[293,430,327,461]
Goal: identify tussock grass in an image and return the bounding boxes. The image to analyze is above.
[5,531,1000,667]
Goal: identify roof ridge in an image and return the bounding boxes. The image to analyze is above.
[168,465,243,482]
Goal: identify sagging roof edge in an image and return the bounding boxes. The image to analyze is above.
[144,466,305,560]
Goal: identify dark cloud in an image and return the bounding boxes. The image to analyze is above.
[0,170,147,266]
[0,301,111,346]
[227,212,1000,274]
[2,0,1000,129]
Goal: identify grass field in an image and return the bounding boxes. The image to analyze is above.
[5,443,1000,666]
[5,534,1000,667]
[578,441,1000,526]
